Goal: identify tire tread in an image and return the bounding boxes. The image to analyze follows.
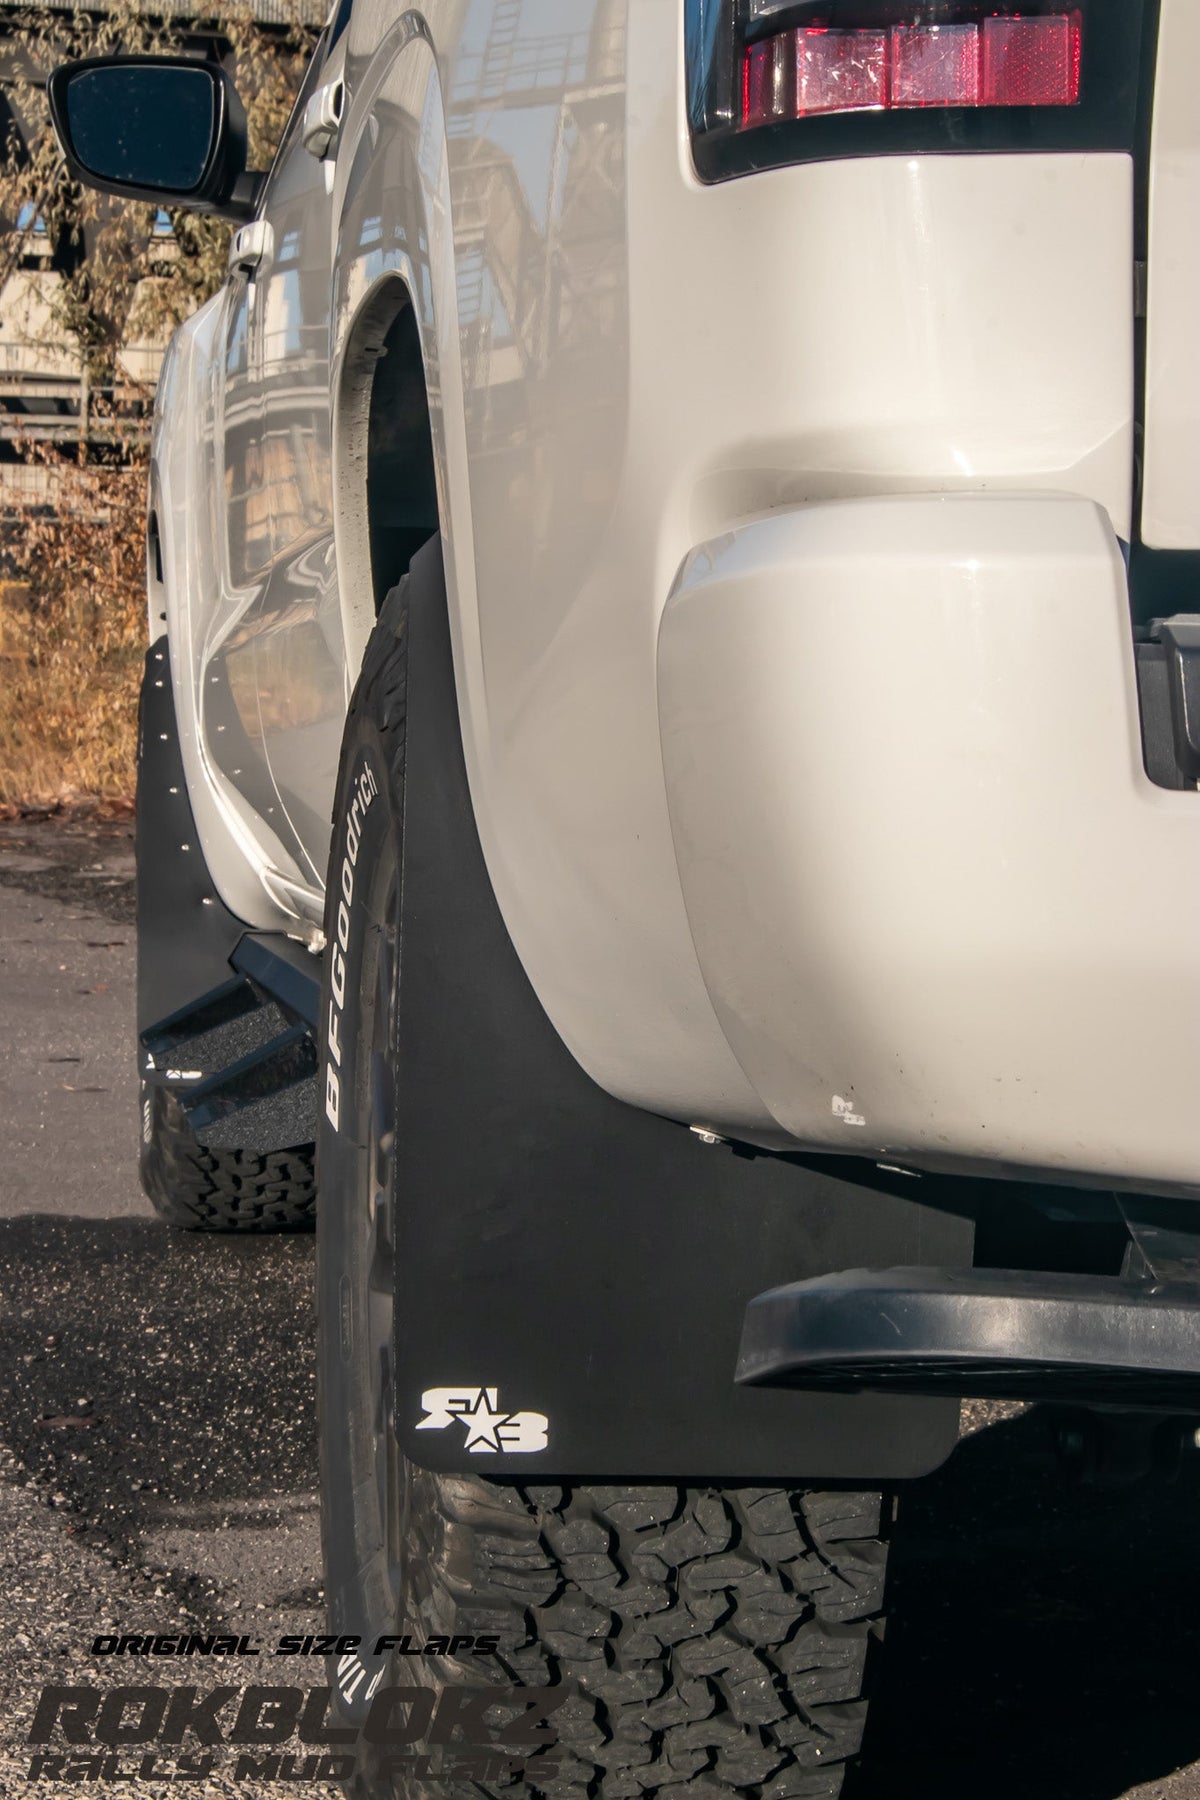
[397,1474,886,1800]
[324,582,887,1800]
[140,1085,315,1232]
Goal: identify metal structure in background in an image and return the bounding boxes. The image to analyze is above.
[448,0,625,448]
[0,0,324,516]
[0,0,622,514]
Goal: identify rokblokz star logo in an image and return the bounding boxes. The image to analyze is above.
[416,1387,549,1453]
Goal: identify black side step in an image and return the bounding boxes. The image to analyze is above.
[737,1266,1200,1411]
[141,934,320,1153]
[232,933,321,1031]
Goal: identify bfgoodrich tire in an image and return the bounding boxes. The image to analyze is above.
[317,582,890,1798]
[139,1082,316,1232]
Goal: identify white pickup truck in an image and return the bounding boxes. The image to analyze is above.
[51,2,1200,1794]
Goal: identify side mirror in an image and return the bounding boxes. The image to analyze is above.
[48,55,261,221]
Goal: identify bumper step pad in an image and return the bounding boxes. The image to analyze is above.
[737,1265,1200,1410]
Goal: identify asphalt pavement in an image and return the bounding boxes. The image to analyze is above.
[1,820,1198,1799]
[0,821,335,1798]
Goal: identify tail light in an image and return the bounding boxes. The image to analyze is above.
[743,13,1082,128]
[687,0,1148,182]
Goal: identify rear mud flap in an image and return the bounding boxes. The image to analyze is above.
[388,540,975,1484]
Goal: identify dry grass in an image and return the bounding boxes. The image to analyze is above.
[0,0,316,811]
[0,445,147,806]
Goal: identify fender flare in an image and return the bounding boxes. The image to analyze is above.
[330,16,477,701]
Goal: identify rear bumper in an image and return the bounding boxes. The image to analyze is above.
[737,1266,1200,1411]
[657,494,1200,1193]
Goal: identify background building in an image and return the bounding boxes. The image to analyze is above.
[0,0,322,513]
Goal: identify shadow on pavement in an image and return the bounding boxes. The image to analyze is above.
[857,1405,1200,1798]
[4,1212,1200,1794]
[0,1214,320,1609]
[0,818,135,924]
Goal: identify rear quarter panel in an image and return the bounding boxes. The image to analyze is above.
[332,0,777,1129]
[152,299,310,934]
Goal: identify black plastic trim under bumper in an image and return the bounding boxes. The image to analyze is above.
[737,1266,1200,1410]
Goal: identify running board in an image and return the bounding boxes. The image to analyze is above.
[736,1267,1200,1411]
[140,932,320,1153]
[232,932,321,1030]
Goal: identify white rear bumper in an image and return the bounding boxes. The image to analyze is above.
[657,494,1200,1193]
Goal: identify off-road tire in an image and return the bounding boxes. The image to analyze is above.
[319,581,890,1798]
[367,1475,887,1800]
[139,1082,316,1232]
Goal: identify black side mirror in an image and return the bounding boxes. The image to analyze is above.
[48,55,261,221]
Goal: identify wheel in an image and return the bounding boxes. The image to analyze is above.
[317,581,891,1798]
[139,1081,316,1232]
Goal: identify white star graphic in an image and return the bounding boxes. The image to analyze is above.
[459,1387,516,1453]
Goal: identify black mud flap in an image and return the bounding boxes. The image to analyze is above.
[387,540,975,1485]
[137,640,319,1153]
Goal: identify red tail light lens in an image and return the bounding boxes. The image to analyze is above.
[794,28,888,117]
[892,23,981,108]
[981,14,1083,106]
[743,33,790,127]
[740,11,1083,127]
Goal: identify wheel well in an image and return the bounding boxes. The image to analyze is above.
[365,300,439,615]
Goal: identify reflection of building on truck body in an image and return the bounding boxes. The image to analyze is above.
[0,0,322,516]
